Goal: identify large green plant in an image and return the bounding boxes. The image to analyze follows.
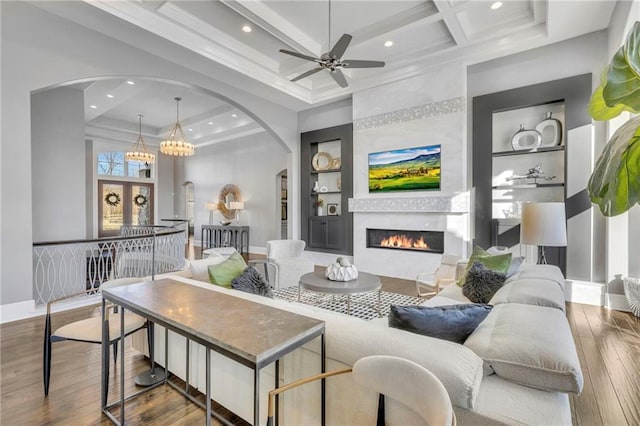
[588,21,640,216]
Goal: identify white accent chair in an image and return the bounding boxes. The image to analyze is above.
[266,355,455,426]
[416,254,461,297]
[252,240,314,290]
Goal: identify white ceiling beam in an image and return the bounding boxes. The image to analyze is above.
[350,2,442,46]
[432,0,468,46]
[220,0,321,57]
[194,122,266,148]
[83,0,313,103]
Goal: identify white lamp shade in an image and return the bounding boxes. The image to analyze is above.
[520,202,567,246]
[229,201,244,210]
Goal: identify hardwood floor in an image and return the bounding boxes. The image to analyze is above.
[2,259,639,424]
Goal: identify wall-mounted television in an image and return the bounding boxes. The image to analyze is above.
[368,144,441,193]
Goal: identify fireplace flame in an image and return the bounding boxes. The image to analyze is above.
[380,234,430,250]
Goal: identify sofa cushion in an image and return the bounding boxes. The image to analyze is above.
[490,278,566,311]
[462,262,507,304]
[389,304,492,344]
[457,246,511,287]
[208,251,247,287]
[507,264,565,289]
[189,256,226,281]
[231,267,273,298]
[464,303,583,394]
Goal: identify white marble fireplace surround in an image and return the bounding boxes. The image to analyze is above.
[349,195,470,280]
[351,62,469,280]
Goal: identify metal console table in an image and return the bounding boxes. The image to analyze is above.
[101,278,325,426]
[201,225,249,257]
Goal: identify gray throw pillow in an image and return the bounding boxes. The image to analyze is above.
[388,304,492,344]
[231,267,273,298]
[462,261,507,304]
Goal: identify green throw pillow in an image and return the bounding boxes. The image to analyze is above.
[207,252,247,288]
[457,246,512,287]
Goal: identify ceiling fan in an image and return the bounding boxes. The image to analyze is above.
[279,1,385,88]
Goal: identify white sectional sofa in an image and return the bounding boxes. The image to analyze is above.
[132,262,581,425]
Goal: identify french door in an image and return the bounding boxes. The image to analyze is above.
[98,180,154,237]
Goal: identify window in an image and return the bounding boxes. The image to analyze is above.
[97,151,151,178]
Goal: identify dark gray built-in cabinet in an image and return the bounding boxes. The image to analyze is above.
[472,74,593,275]
[301,123,353,255]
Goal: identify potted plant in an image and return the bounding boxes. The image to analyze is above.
[587,21,640,217]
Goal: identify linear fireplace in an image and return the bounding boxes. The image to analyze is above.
[366,228,444,254]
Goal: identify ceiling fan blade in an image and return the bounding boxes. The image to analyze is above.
[291,67,323,82]
[330,69,348,88]
[329,34,352,59]
[279,49,321,63]
[342,60,386,69]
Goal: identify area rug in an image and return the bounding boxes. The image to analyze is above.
[273,287,426,321]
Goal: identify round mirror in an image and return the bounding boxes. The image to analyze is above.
[218,184,241,220]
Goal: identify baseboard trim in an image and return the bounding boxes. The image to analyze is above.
[0,299,37,324]
[564,280,606,306]
[605,293,631,312]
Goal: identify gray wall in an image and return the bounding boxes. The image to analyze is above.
[298,98,353,133]
[31,86,86,242]
[156,153,175,222]
[183,132,287,248]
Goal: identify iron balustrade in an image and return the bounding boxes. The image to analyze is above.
[33,226,186,306]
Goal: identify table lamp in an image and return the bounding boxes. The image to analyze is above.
[520,202,567,264]
[205,202,217,225]
[229,201,244,224]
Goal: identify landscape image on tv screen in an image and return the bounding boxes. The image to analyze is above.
[368,144,441,193]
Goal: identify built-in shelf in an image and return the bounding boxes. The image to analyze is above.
[492,183,565,189]
[312,191,341,195]
[311,169,341,174]
[492,145,565,157]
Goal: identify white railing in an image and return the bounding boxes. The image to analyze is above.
[33,227,185,306]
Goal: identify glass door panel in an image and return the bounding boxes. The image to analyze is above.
[100,182,124,237]
[99,180,154,237]
[131,184,153,226]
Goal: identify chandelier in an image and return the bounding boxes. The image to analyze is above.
[160,97,195,156]
[125,114,155,164]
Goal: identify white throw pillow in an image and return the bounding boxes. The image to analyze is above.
[490,279,566,311]
[189,256,226,282]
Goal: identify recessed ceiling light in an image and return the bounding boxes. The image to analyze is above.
[126,80,135,85]
[208,121,214,125]
[232,114,238,118]
[188,128,193,132]
[384,40,393,48]
[106,94,114,98]
[491,1,503,10]
[242,25,252,33]
[90,105,97,109]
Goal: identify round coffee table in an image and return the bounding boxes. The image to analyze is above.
[298,271,382,316]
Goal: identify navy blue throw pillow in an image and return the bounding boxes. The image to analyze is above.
[388,304,492,344]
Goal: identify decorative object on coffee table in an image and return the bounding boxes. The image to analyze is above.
[623,277,640,317]
[326,257,358,281]
[511,124,542,151]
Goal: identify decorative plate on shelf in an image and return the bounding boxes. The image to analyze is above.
[312,152,332,171]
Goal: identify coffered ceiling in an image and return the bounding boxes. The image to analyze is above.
[82,0,617,105]
[33,1,619,148]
